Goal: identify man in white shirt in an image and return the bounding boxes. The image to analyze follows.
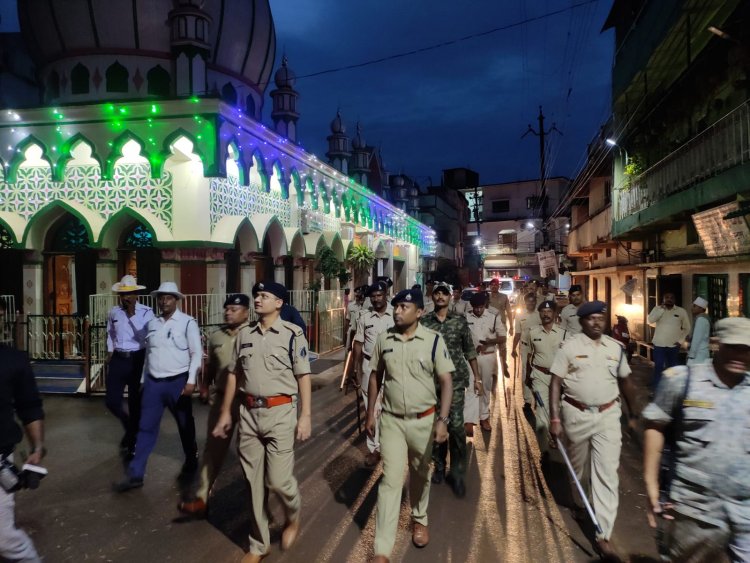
[115,282,202,492]
[105,275,154,460]
[559,284,584,338]
[687,296,711,365]
[647,292,691,390]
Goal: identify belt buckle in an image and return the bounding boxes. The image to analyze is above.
[254,396,268,408]
[586,405,598,413]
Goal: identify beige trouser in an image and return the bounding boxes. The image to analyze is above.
[238,402,300,556]
[374,411,434,558]
[0,454,40,563]
[520,347,533,404]
[464,366,480,425]
[478,352,497,420]
[562,401,622,540]
[531,374,552,456]
[360,358,381,453]
[196,386,240,502]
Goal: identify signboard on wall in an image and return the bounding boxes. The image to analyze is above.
[692,202,750,257]
[537,250,558,278]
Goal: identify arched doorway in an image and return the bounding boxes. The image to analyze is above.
[260,219,287,284]
[118,221,161,292]
[44,214,97,316]
[0,225,23,313]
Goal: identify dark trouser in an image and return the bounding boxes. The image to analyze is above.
[652,346,679,390]
[432,384,467,480]
[105,350,145,449]
[128,373,197,480]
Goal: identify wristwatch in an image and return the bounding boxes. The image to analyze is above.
[437,415,450,425]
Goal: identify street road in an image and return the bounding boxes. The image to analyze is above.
[18,355,661,562]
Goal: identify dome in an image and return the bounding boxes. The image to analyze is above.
[330,110,346,134]
[18,0,276,101]
[352,122,366,150]
[274,56,296,88]
[393,175,405,187]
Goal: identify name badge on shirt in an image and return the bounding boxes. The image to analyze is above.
[575,355,589,359]
[683,399,714,408]
[382,348,393,355]
[240,343,253,349]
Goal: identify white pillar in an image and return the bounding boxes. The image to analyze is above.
[274,265,286,284]
[161,262,180,285]
[22,262,43,315]
[96,261,118,296]
[206,262,226,295]
[240,262,254,294]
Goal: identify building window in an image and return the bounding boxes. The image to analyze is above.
[71,64,89,94]
[124,224,154,248]
[106,62,129,93]
[222,83,238,106]
[50,216,90,251]
[606,248,612,258]
[491,199,510,213]
[147,65,170,97]
[527,195,547,210]
[0,225,13,249]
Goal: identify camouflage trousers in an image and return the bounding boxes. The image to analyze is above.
[432,384,467,480]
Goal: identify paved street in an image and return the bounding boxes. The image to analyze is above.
[17,354,661,562]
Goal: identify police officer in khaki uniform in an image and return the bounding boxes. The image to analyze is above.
[526,301,563,459]
[214,282,311,563]
[178,293,249,518]
[465,292,506,432]
[559,284,584,338]
[353,281,394,466]
[366,288,454,563]
[549,301,638,560]
[512,292,541,407]
[488,279,513,378]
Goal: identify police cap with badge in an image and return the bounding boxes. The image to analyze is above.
[391,288,424,309]
[251,281,287,301]
[469,292,488,307]
[366,280,389,296]
[224,293,250,308]
[576,300,607,317]
[538,300,557,312]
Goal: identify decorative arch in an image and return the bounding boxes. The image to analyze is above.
[261,216,287,257]
[221,83,238,106]
[160,129,205,178]
[71,63,89,95]
[104,132,153,180]
[269,161,285,197]
[329,232,345,261]
[290,231,306,258]
[97,207,171,249]
[225,139,247,185]
[6,136,53,183]
[0,215,20,248]
[249,150,268,191]
[290,168,303,206]
[147,65,170,97]
[303,177,314,209]
[55,134,102,181]
[22,200,101,250]
[106,61,129,93]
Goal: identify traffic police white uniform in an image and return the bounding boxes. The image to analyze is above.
[465,295,504,426]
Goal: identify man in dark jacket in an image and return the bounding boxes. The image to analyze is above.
[0,345,45,562]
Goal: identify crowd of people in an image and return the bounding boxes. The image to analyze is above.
[1,274,749,563]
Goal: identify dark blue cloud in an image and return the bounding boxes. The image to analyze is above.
[269,0,613,183]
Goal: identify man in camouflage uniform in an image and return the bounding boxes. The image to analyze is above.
[421,282,480,498]
[642,317,750,562]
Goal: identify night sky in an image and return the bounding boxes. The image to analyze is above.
[270,0,615,186]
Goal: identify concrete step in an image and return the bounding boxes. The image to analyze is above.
[32,362,85,394]
[34,376,84,394]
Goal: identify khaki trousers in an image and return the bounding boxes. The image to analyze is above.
[374,412,434,558]
[561,401,622,540]
[477,352,497,420]
[360,358,381,453]
[463,367,480,425]
[196,386,240,502]
[531,375,552,455]
[238,402,300,556]
[520,347,533,404]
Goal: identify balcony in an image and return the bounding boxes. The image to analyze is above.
[613,100,750,237]
[481,241,537,255]
[568,206,613,256]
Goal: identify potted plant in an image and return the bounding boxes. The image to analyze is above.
[346,244,376,285]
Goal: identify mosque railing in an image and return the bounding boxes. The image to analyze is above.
[0,295,16,348]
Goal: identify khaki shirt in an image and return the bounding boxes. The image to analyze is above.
[206,325,243,390]
[648,305,691,347]
[488,292,509,325]
[348,301,364,329]
[559,304,582,337]
[354,307,394,358]
[514,308,542,352]
[550,333,631,405]
[450,299,468,316]
[233,317,311,397]
[465,310,505,353]
[528,324,564,386]
[370,323,455,417]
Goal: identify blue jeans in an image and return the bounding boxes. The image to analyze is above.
[652,346,679,390]
[128,373,197,479]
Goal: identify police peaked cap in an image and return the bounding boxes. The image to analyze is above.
[432,282,452,295]
[577,300,607,317]
[252,281,287,301]
[366,281,389,296]
[469,292,488,306]
[376,276,394,288]
[569,284,583,293]
[224,293,250,308]
[538,300,556,312]
[391,289,424,309]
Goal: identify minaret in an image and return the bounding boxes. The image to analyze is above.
[349,122,370,186]
[407,180,420,218]
[392,174,408,211]
[326,110,350,174]
[169,0,212,97]
[270,56,300,142]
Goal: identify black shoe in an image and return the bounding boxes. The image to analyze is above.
[431,469,444,484]
[113,477,144,493]
[445,474,466,498]
[121,448,135,463]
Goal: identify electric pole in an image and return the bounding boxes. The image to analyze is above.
[522,105,562,247]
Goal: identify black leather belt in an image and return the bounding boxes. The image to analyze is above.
[363,353,372,361]
[113,349,144,358]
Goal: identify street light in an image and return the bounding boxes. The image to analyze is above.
[605,138,629,164]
